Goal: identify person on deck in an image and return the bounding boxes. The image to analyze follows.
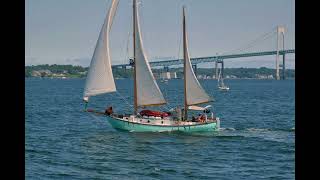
[196,114,202,122]
[192,116,196,122]
[105,106,113,115]
[197,114,205,123]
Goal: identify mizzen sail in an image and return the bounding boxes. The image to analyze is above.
[183,7,212,106]
[83,0,119,99]
[134,0,166,107]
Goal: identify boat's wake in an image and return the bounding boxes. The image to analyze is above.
[218,127,236,131]
[215,127,295,143]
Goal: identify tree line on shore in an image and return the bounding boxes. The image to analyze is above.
[25,64,295,79]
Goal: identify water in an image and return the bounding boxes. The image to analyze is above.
[26,78,295,179]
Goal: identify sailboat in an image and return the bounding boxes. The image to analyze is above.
[217,68,230,91]
[83,0,220,132]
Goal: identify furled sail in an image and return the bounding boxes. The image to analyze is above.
[183,7,212,105]
[134,1,166,107]
[83,0,119,100]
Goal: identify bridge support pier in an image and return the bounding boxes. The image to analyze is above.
[215,61,218,79]
[221,61,224,78]
[129,58,134,67]
[164,66,169,72]
[192,64,197,76]
[282,54,286,80]
[215,60,224,79]
[122,65,127,71]
[276,26,285,80]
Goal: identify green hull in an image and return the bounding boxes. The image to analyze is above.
[106,116,218,132]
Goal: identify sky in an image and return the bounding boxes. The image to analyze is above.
[25,0,295,69]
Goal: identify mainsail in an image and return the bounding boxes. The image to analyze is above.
[83,0,119,100]
[183,7,212,106]
[134,0,166,107]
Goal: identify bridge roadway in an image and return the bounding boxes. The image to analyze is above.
[112,49,295,68]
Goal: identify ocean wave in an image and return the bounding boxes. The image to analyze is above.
[246,128,271,132]
[218,127,236,131]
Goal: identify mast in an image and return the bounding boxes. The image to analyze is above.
[133,0,138,115]
[183,6,188,121]
[132,0,166,109]
[182,6,212,118]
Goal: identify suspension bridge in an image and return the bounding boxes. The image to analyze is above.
[113,26,295,80]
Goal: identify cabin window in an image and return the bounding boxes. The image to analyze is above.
[161,121,164,124]
[147,120,150,123]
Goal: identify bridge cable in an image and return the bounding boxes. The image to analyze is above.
[222,27,277,55]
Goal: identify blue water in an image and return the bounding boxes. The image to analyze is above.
[26,78,295,179]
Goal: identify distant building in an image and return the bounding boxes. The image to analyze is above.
[160,72,171,79]
[170,72,177,79]
[267,75,274,79]
[153,73,160,79]
[79,71,87,75]
[31,70,41,77]
[31,70,52,77]
[38,70,52,75]
[255,74,274,79]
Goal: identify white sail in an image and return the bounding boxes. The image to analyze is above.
[134,1,166,107]
[83,0,119,99]
[183,7,212,105]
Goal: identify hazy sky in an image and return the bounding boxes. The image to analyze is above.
[25,0,295,68]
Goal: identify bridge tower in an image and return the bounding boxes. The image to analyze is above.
[121,65,127,72]
[164,66,169,72]
[214,59,224,79]
[215,61,218,79]
[276,26,285,80]
[192,64,197,76]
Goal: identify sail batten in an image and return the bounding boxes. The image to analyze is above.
[183,7,212,106]
[134,1,166,107]
[83,0,119,100]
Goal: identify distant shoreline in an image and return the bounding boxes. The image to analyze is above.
[25,64,295,79]
[25,77,295,80]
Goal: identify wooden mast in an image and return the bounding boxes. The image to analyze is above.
[183,6,188,121]
[133,0,138,115]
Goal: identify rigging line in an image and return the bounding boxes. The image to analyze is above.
[87,111,108,126]
[115,93,132,112]
[124,31,131,63]
[116,91,133,108]
[119,32,129,65]
[121,4,132,64]
[160,81,175,111]
[172,1,184,64]
[176,2,182,62]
